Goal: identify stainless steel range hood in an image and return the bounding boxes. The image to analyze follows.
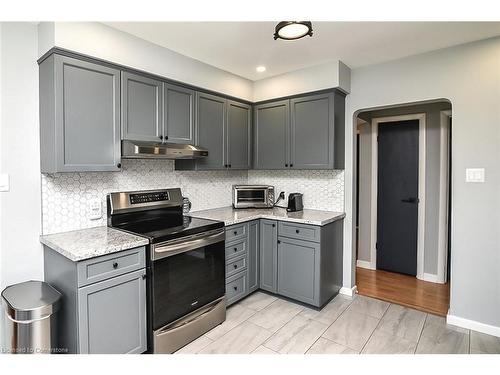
[122,140,208,159]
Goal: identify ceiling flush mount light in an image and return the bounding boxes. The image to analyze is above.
[256,66,266,73]
[274,21,313,41]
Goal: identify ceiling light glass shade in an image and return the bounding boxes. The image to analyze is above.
[274,21,313,40]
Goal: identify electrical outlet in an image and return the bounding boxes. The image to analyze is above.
[88,199,102,220]
[466,168,485,183]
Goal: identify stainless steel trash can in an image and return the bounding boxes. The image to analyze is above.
[1,280,61,354]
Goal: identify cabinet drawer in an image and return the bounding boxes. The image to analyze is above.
[226,255,247,278]
[225,223,247,243]
[225,271,247,306]
[278,221,321,243]
[77,247,146,287]
[225,238,247,260]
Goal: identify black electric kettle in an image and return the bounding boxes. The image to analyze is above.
[287,193,303,212]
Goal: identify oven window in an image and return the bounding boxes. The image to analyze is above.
[151,240,225,330]
[237,189,265,202]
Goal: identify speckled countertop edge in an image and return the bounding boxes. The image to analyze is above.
[40,226,149,262]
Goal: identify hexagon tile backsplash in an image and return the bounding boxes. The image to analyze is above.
[41,159,345,234]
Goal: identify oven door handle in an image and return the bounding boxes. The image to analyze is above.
[152,229,225,260]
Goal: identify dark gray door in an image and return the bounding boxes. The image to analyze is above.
[164,83,195,144]
[377,120,419,276]
[122,72,163,142]
[290,93,334,169]
[248,220,260,293]
[259,220,277,293]
[254,100,289,169]
[77,269,147,354]
[227,100,251,169]
[196,92,226,170]
[277,236,320,306]
[52,55,121,172]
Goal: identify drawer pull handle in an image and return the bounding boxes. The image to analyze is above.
[112,262,118,269]
[233,231,238,235]
[277,240,281,244]
[233,286,238,291]
[296,229,300,234]
[233,264,237,269]
[234,248,237,252]
[272,224,276,228]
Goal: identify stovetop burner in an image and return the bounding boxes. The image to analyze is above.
[107,188,224,244]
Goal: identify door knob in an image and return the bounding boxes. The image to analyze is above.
[401,197,419,204]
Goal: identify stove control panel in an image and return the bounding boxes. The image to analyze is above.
[130,191,170,205]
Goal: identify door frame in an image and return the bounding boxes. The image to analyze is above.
[369,113,426,280]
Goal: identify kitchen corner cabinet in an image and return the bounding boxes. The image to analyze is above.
[253,90,345,170]
[259,219,278,293]
[175,95,252,171]
[39,54,121,173]
[43,246,147,354]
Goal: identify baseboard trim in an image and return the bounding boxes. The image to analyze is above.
[356,260,374,270]
[339,285,358,297]
[420,273,445,284]
[447,314,500,338]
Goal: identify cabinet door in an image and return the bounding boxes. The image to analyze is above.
[277,236,320,306]
[196,92,226,170]
[226,100,251,169]
[164,83,195,144]
[290,93,334,169]
[248,220,260,293]
[51,55,121,172]
[78,269,147,354]
[122,71,163,142]
[254,100,289,169]
[259,219,278,293]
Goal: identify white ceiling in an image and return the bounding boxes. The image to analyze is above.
[105,22,500,81]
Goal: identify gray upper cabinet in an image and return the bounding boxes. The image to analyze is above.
[248,220,260,293]
[253,100,289,169]
[277,236,320,306]
[164,83,195,144]
[39,54,121,173]
[226,100,252,169]
[259,219,278,293]
[195,92,227,170]
[121,71,163,143]
[290,93,334,169]
[78,268,147,354]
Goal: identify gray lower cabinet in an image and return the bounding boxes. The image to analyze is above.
[43,246,147,354]
[247,220,260,293]
[259,219,278,293]
[277,236,320,306]
[39,54,121,172]
[253,100,289,169]
[78,269,147,354]
[121,71,163,143]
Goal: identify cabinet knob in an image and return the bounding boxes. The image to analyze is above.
[112,262,118,269]
[296,229,300,234]
[277,240,281,244]
[290,164,294,168]
[285,164,288,167]
[165,135,169,140]
[272,224,275,228]
[224,164,228,168]
[228,164,232,168]
[142,274,147,280]
[233,264,237,269]
[159,135,163,140]
[116,163,122,169]
[234,231,237,235]
[234,247,237,252]
[233,286,238,291]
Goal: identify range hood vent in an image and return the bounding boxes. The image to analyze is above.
[122,140,208,160]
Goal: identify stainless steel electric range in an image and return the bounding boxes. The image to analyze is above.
[107,188,226,353]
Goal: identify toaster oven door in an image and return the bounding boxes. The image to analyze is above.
[234,188,268,208]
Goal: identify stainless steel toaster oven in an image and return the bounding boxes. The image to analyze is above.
[232,185,275,209]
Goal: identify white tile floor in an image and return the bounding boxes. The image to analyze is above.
[175,292,500,354]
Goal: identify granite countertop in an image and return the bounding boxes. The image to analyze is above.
[40,226,149,262]
[189,206,345,226]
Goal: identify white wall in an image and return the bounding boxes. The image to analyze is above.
[345,37,500,331]
[253,60,350,102]
[39,22,254,101]
[0,23,43,290]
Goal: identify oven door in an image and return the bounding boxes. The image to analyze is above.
[150,229,225,331]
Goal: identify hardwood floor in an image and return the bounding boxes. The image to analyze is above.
[356,267,450,317]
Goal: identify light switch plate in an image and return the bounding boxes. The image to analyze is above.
[0,174,10,192]
[88,199,102,220]
[466,168,485,183]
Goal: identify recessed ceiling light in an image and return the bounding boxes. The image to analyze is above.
[274,21,313,41]
[256,66,266,73]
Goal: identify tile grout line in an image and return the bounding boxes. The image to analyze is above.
[414,313,428,354]
[358,302,391,354]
